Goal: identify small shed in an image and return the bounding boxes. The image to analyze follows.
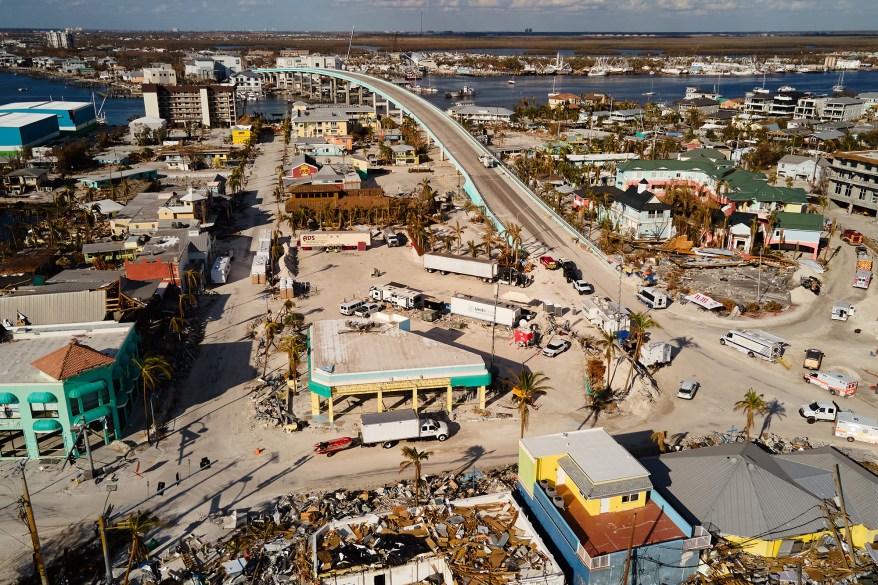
[129,116,167,141]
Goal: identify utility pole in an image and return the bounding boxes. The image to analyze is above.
[20,466,49,585]
[834,464,857,567]
[620,512,637,585]
[97,514,113,584]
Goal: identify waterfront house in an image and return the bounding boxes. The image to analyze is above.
[763,211,824,260]
[592,183,675,240]
[777,154,828,184]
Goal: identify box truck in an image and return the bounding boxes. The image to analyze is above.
[423,253,498,282]
[382,227,400,247]
[360,410,449,448]
[210,256,231,284]
[831,301,855,321]
[834,412,878,444]
[450,294,521,327]
[638,342,673,367]
[856,252,873,272]
[803,370,858,397]
[719,328,786,362]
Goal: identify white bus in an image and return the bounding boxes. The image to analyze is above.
[636,287,670,309]
[719,328,786,362]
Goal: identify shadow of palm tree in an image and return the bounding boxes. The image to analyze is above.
[759,398,787,438]
[578,390,615,429]
[454,445,492,474]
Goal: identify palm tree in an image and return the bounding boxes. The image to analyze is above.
[596,329,618,390]
[650,430,668,453]
[623,312,660,391]
[262,320,282,377]
[451,220,464,254]
[512,367,551,439]
[178,293,198,318]
[133,355,173,444]
[168,316,186,341]
[466,240,481,258]
[276,335,306,383]
[733,389,769,441]
[399,446,433,506]
[111,510,161,585]
[182,269,202,294]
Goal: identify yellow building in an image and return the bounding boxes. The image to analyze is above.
[291,108,349,138]
[518,429,706,584]
[231,124,253,145]
[642,443,878,557]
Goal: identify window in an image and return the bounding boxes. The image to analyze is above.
[621,493,640,503]
[30,403,59,419]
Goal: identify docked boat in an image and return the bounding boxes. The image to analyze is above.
[17,87,28,92]
[507,79,515,85]
[833,70,845,93]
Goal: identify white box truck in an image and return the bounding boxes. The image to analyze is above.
[719,328,786,362]
[834,412,878,444]
[450,294,522,327]
[636,287,670,309]
[423,253,498,282]
[210,256,231,284]
[831,301,855,321]
[853,269,872,290]
[360,409,449,448]
[382,227,400,247]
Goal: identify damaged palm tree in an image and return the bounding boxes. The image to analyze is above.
[111,510,161,585]
[399,446,433,507]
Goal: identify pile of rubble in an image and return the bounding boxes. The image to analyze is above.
[154,467,522,584]
[674,432,824,453]
[317,498,553,584]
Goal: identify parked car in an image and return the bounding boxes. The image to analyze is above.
[572,280,594,295]
[353,302,382,318]
[539,256,559,270]
[803,348,824,370]
[558,258,577,281]
[542,339,571,357]
[677,380,700,400]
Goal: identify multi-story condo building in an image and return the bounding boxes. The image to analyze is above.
[828,150,878,213]
[142,63,177,85]
[45,30,74,49]
[142,84,237,128]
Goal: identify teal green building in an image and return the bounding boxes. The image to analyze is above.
[0,322,141,460]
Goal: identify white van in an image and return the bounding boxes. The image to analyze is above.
[835,412,878,444]
[339,299,367,316]
[636,287,670,309]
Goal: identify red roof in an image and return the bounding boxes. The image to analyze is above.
[31,340,115,380]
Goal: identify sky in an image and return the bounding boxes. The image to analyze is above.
[0,0,876,32]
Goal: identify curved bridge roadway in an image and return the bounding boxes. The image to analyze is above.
[263,67,579,256]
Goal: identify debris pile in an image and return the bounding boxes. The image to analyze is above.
[316,497,554,584]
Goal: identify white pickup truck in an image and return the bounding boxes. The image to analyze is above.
[798,401,841,424]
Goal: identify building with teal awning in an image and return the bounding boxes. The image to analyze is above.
[307,318,491,425]
[0,321,140,460]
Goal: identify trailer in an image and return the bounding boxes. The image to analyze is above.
[360,409,449,448]
[719,328,786,362]
[210,256,231,284]
[298,230,371,251]
[856,252,873,272]
[834,411,878,444]
[423,253,498,282]
[450,293,521,327]
[831,301,855,321]
[368,282,423,308]
[638,342,673,367]
[582,296,630,334]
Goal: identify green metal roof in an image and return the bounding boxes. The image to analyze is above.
[27,391,59,404]
[451,373,493,388]
[66,381,106,399]
[81,405,112,423]
[775,212,825,231]
[617,158,733,180]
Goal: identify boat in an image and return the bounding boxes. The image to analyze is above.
[92,92,108,125]
[314,437,355,456]
[588,57,609,77]
[643,79,655,97]
[833,69,845,93]
[17,87,27,92]
[777,85,796,93]
[507,79,515,85]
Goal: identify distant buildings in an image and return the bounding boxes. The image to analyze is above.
[142,84,237,128]
[45,30,74,49]
[183,54,241,82]
[142,63,177,85]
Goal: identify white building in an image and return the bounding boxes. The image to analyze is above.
[275,54,341,69]
[142,64,177,85]
[777,154,828,183]
[45,30,74,49]
[445,103,514,124]
[230,71,262,97]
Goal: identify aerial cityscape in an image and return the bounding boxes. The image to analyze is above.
[1,13,878,585]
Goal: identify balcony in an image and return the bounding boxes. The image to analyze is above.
[683,526,711,551]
